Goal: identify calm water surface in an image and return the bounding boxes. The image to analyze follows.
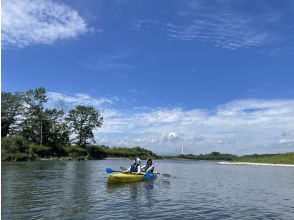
[2,160,294,219]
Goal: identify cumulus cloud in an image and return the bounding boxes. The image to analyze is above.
[94,99,294,154]
[161,132,185,143]
[2,0,89,48]
[47,91,294,155]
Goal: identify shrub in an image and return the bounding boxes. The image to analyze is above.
[88,146,108,159]
[30,144,53,157]
[63,146,88,158]
[1,152,38,161]
[1,135,30,154]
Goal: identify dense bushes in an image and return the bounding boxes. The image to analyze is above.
[1,135,161,161]
[63,146,88,159]
[30,144,53,158]
[1,135,38,161]
[87,145,109,159]
[1,135,29,154]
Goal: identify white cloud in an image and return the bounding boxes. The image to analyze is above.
[278,132,294,145]
[279,139,294,144]
[83,54,135,72]
[47,91,294,155]
[165,1,280,49]
[2,0,89,48]
[47,92,115,108]
[131,19,158,31]
[94,99,294,155]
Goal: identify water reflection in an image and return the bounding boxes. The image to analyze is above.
[2,160,294,219]
[107,181,154,199]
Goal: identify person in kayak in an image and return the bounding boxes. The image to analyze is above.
[124,158,142,174]
[141,158,154,173]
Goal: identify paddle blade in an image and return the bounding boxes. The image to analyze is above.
[162,173,171,178]
[105,168,113,174]
[144,173,154,180]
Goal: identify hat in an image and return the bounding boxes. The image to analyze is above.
[135,158,141,165]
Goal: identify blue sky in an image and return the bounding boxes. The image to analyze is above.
[2,0,294,155]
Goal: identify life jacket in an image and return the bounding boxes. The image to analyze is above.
[130,164,139,172]
[144,164,154,172]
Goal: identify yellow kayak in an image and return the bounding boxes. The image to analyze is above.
[107,172,157,184]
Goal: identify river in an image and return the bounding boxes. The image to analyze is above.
[2,160,294,219]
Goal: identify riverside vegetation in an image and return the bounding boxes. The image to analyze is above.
[1,87,293,164]
[1,87,159,161]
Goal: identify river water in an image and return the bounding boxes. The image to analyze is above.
[2,160,294,219]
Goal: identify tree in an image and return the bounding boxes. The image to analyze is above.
[1,92,24,137]
[66,105,103,146]
[21,87,47,144]
[44,109,70,147]
[20,87,70,147]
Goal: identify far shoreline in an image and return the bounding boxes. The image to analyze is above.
[218,161,294,167]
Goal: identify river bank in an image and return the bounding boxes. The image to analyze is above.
[218,161,294,167]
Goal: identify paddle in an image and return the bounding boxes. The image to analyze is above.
[106,168,155,180]
[106,168,121,173]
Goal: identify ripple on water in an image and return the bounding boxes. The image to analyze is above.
[2,160,294,219]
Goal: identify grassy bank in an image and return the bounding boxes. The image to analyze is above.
[234,153,294,164]
[162,152,294,164]
[162,152,237,161]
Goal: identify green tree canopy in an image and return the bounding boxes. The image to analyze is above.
[1,92,24,137]
[66,105,103,146]
[21,87,47,144]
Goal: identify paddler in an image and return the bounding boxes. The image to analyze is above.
[124,158,142,173]
[141,158,154,173]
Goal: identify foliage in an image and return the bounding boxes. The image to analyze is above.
[63,146,88,158]
[21,87,48,144]
[30,144,54,158]
[87,145,109,159]
[1,92,24,137]
[1,135,30,154]
[2,152,38,161]
[41,109,70,147]
[1,88,98,149]
[1,87,105,161]
[1,135,38,161]
[1,135,161,161]
[65,105,103,146]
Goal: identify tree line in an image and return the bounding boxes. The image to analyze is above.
[1,87,160,161]
[163,152,237,161]
[2,87,103,147]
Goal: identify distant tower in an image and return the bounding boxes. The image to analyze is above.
[181,145,184,155]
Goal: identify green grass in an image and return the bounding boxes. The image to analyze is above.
[234,152,294,164]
